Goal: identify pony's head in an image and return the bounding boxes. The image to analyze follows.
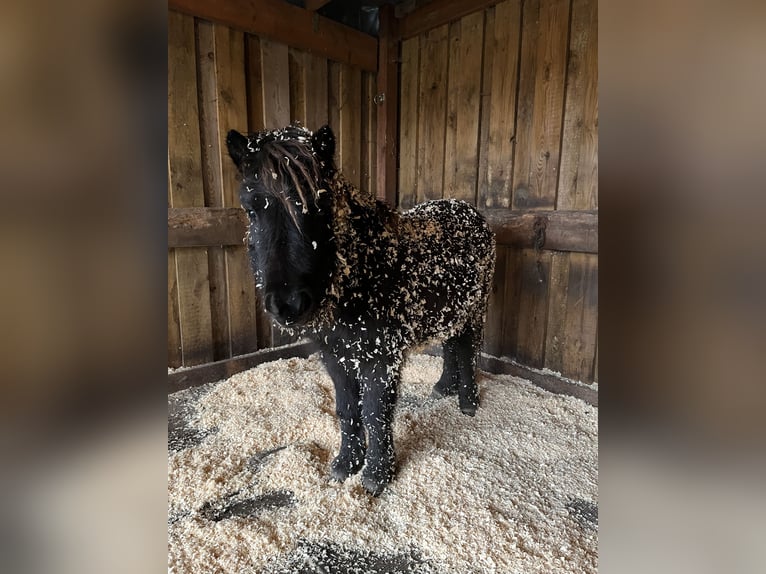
[226,124,337,328]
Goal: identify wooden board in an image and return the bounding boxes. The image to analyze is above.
[168,11,213,366]
[168,250,182,367]
[557,0,598,210]
[288,48,308,125]
[339,64,362,189]
[561,252,598,382]
[209,23,257,358]
[483,245,507,357]
[443,11,484,204]
[258,38,291,347]
[398,36,420,209]
[482,209,598,253]
[416,24,450,203]
[514,248,552,368]
[486,0,522,208]
[305,53,329,130]
[361,72,378,197]
[169,340,317,393]
[511,0,570,210]
[244,34,273,350]
[477,5,496,208]
[375,3,398,206]
[168,0,377,72]
[168,207,247,247]
[499,246,523,355]
[542,251,571,373]
[399,0,505,40]
[197,20,231,361]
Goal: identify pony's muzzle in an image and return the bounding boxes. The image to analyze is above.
[264,289,314,326]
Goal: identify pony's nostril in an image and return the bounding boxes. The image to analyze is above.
[264,289,313,323]
[288,289,313,316]
[264,292,281,316]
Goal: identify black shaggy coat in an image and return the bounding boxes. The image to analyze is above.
[227,124,495,496]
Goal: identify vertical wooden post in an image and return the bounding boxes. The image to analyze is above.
[376,4,399,206]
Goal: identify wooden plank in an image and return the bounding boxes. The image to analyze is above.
[399,0,506,40]
[542,251,571,373]
[305,53,329,130]
[483,246,507,357]
[169,340,317,393]
[557,0,598,210]
[288,48,308,125]
[168,11,213,366]
[361,72,378,197]
[486,0,522,208]
[375,3,398,206]
[168,207,247,247]
[499,246,523,356]
[511,0,570,209]
[305,0,331,12]
[561,252,598,382]
[514,248,552,368]
[416,24,449,202]
[479,353,597,406]
[328,62,341,143]
[477,5,496,207]
[197,20,231,361]
[482,209,598,253]
[443,11,484,204]
[168,0,378,72]
[168,250,182,367]
[258,37,291,347]
[244,34,272,349]
[260,39,291,127]
[398,36,420,209]
[245,34,265,132]
[339,64,362,189]
[210,24,257,358]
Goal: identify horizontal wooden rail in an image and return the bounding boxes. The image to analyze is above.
[168,207,247,248]
[169,340,317,393]
[482,209,598,253]
[168,206,597,253]
[398,0,505,40]
[169,0,377,72]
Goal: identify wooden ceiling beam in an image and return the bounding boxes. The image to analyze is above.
[169,0,377,72]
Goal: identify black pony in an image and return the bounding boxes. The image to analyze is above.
[226,125,495,496]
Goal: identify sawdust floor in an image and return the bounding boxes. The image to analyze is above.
[168,353,597,573]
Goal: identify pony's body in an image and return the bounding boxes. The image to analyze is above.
[227,125,495,495]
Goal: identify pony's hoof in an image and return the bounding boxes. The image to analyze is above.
[361,474,388,497]
[460,403,478,416]
[431,384,457,399]
[330,454,364,482]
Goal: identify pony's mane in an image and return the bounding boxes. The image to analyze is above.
[248,127,324,228]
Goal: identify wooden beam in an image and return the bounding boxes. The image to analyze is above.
[169,340,318,393]
[304,0,331,11]
[168,0,377,72]
[399,0,505,40]
[168,207,247,248]
[482,209,598,253]
[376,3,398,206]
[479,353,598,406]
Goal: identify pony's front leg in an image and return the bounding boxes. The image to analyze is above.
[359,358,401,496]
[322,351,365,481]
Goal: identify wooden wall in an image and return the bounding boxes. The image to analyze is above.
[168,10,377,367]
[397,0,598,383]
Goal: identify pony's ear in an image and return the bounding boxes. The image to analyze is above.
[226,129,248,170]
[312,125,336,168]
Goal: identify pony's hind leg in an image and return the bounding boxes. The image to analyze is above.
[432,336,461,398]
[433,322,481,415]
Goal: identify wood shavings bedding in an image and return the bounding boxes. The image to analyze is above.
[168,353,597,573]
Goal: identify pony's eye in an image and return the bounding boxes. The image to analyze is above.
[248,209,256,217]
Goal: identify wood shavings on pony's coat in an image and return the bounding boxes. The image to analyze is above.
[226,124,496,496]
